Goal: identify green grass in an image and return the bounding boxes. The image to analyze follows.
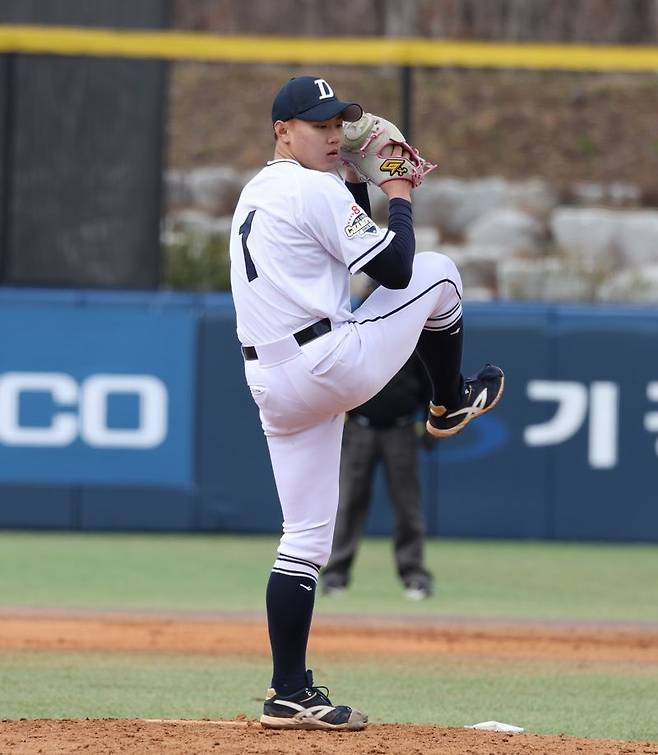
[0,651,656,741]
[1,531,657,622]
[1,532,657,739]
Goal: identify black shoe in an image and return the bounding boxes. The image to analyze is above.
[427,363,504,438]
[403,571,434,600]
[260,670,368,730]
[321,573,348,596]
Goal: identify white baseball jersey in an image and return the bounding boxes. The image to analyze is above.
[229,159,395,346]
[228,157,464,569]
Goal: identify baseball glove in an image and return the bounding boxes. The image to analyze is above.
[340,112,437,188]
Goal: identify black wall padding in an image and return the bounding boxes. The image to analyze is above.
[0,0,170,289]
[0,56,7,283]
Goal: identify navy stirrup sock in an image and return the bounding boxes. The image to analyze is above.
[415,316,465,408]
[266,569,317,694]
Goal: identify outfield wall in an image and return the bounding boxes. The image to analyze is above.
[1,287,657,541]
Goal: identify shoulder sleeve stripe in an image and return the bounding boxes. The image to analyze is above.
[347,229,394,272]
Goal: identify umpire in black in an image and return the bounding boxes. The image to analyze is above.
[321,350,435,599]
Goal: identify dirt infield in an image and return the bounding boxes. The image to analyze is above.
[1,612,657,754]
[2,612,658,663]
[3,718,658,755]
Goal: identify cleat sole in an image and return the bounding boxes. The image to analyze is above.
[259,712,368,731]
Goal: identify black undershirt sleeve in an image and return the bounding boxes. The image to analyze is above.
[361,198,415,289]
[344,181,371,217]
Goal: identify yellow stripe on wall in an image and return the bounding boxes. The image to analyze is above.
[0,25,656,72]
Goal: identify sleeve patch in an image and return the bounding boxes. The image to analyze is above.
[344,204,377,239]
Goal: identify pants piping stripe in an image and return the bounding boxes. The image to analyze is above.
[352,278,462,325]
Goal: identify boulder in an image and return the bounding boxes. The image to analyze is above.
[187,165,244,214]
[542,267,594,301]
[163,210,232,246]
[616,211,658,267]
[439,244,503,292]
[164,209,216,238]
[569,181,642,207]
[597,264,658,304]
[465,208,545,256]
[414,177,556,238]
[505,178,559,221]
[551,207,658,272]
[497,257,592,301]
[413,176,508,236]
[550,207,622,272]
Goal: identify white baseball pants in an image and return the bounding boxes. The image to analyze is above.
[244,252,463,568]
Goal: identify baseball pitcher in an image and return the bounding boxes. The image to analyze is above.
[229,75,504,731]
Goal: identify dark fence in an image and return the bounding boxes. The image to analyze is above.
[0,0,169,289]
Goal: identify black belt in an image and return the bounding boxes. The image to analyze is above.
[242,318,332,361]
[350,413,416,430]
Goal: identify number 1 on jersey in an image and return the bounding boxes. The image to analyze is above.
[239,210,258,282]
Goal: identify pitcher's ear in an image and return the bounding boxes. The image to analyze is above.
[273,120,289,141]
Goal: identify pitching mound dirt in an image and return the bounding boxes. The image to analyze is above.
[1,612,657,754]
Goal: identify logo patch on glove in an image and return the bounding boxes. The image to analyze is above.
[379,158,409,177]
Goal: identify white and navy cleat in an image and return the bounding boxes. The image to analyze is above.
[427,363,504,438]
[260,670,367,731]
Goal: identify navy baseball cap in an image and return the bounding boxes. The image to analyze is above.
[272,76,363,123]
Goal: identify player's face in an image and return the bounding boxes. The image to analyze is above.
[276,115,344,172]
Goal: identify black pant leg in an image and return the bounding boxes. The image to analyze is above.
[323,419,379,584]
[380,424,429,581]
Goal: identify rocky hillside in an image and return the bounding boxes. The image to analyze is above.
[163,59,658,303]
[162,3,658,300]
[166,63,658,204]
